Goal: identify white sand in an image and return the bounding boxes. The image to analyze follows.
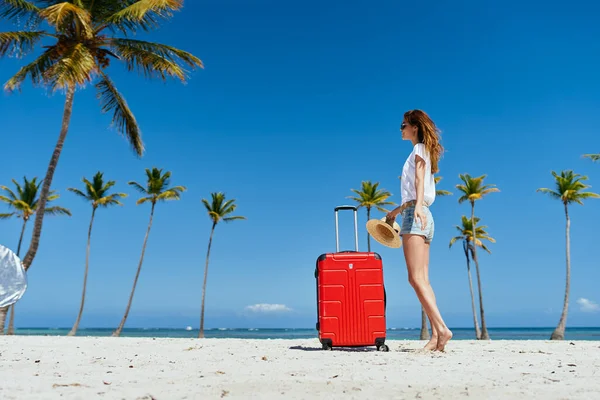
[1,336,599,399]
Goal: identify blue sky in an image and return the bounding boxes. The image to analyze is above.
[1,0,599,330]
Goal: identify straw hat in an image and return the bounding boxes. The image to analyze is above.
[366,217,402,248]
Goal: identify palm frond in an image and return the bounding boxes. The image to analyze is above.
[156,186,186,201]
[128,181,148,194]
[0,31,48,58]
[448,236,462,248]
[96,193,127,207]
[3,45,59,92]
[44,206,72,216]
[109,38,203,82]
[67,187,89,200]
[0,185,18,201]
[39,2,93,39]
[479,243,491,254]
[104,0,183,33]
[374,202,395,213]
[0,0,41,24]
[1,198,30,213]
[223,216,246,223]
[201,198,211,212]
[136,196,152,205]
[583,153,600,162]
[46,188,61,202]
[95,71,144,156]
[536,187,561,199]
[0,212,16,219]
[578,192,600,199]
[45,42,97,91]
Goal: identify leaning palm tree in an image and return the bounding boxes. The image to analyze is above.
[537,170,599,340]
[199,192,246,338]
[583,154,599,162]
[418,176,452,340]
[348,181,395,251]
[66,172,127,336]
[112,168,186,337]
[456,173,499,340]
[0,176,70,335]
[0,1,203,273]
[449,216,496,339]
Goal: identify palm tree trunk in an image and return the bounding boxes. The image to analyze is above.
[6,306,15,335]
[5,219,28,335]
[419,306,430,340]
[16,219,27,256]
[551,203,571,340]
[199,222,216,338]
[0,307,7,335]
[366,207,371,252]
[464,240,481,339]
[68,207,96,336]
[112,202,155,337]
[470,202,490,340]
[22,85,76,271]
[0,305,8,336]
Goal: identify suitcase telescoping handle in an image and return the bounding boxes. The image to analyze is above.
[334,205,359,252]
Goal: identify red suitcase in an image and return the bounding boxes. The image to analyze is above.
[315,205,389,351]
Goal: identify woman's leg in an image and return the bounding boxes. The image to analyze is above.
[422,242,439,350]
[403,234,452,351]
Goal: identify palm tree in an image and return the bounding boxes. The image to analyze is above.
[417,176,452,340]
[66,172,127,336]
[1,1,203,273]
[348,181,395,251]
[537,170,599,340]
[0,176,70,335]
[456,174,499,340]
[199,192,246,338]
[583,154,599,162]
[112,168,186,337]
[449,216,496,339]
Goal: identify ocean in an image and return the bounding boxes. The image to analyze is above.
[8,327,600,340]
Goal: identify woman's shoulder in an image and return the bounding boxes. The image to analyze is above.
[412,143,429,158]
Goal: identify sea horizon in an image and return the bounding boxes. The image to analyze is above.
[8,326,600,340]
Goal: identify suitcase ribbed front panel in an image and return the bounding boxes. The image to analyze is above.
[317,252,386,347]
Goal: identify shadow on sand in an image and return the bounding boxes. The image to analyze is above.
[289,345,382,352]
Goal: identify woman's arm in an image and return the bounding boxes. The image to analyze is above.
[414,154,427,227]
[414,155,426,209]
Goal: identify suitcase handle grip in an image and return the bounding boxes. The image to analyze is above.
[334,205,357,212]
[334,205,359,252]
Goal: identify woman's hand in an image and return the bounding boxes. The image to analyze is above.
[414,206,427,229]
[385,209,399,224]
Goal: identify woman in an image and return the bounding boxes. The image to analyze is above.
[386,109,452,351]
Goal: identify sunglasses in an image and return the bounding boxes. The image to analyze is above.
[400,123,408,130]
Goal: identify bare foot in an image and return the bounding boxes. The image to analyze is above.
[423,336,438,351]
[436,329,453,352]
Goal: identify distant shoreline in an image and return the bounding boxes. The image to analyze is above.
[7,326,600,340]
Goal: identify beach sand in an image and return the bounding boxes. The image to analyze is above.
[1,336,599,399]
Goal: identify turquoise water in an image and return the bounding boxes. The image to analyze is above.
[9,327,600,340]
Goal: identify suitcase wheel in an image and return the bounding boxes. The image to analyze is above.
[322,343,332,351]
[377,344,390,352]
